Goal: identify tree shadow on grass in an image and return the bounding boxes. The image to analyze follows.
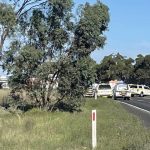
[0,96,33,113]
[52,101,82,113]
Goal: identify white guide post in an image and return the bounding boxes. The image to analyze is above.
[94,92,97,100]
[92,110,97,149]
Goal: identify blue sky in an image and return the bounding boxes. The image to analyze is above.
[74,0,150,63]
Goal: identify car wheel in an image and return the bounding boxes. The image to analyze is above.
[139,92,144,97]
[131,94,134,97]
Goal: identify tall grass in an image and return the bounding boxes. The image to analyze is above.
[0,97,150,150]
[0,89,10,103]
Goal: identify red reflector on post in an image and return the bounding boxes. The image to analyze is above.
[92,110,97,149]
[93,112,95,121]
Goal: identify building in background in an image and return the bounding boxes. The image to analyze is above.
[0,76,9,89]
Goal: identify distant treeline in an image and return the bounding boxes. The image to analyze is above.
[95,53,150,86]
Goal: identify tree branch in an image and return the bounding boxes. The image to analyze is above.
[18,1,47,18]
[16,0,30,16]
[16,0,47,17]
[24,0,45,7]
[0,28,9,51]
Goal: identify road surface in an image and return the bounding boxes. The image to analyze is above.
[117,96,150,128]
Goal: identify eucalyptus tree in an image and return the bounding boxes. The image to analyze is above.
[96,53,134,83]
[0,0,47,53]
[134,54,150,85]
[3,0,109,111]
[0,3,16,53]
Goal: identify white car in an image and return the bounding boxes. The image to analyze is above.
[113,83,131,100]
[128,84,139,97]
[97,83,112,97]
[141,85,150,96]
[129,84,150,97]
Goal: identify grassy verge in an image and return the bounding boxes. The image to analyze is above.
[0,97,150,150]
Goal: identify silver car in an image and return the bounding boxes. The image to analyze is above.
[112,83,131,100]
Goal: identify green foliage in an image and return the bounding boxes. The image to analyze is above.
[73,2,109,57]
[0,0,48,52]
[3,1,109,111]
[0,3,16,28]
[57,57,96,109]
[134,54,150,85]
[96,53,134,82]
[0,3,16,51]
[4,45,43,88]
[96,53,150,85]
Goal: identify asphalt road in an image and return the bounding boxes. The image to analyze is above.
[117,96,150,128]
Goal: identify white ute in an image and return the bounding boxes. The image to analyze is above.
[129,84,150,97]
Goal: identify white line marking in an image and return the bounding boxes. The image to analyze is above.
[137,100,144,102]
[119,101,150,114]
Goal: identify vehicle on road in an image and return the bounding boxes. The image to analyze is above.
[97,83,112,97]
[128,84,139,97]
[129,84,150,97]
[113,83,131,100]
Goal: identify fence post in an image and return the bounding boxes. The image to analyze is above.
[92,110,97,149]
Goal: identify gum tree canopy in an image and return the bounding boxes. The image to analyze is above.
[0,0,47,53]
[2,0,109,111]
[134,54,150,85]
[96,53,134,82]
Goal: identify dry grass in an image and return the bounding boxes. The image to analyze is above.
[0,89,10,103]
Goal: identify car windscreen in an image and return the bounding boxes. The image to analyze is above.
[117,84,128,90]
[144,86,150,89]
[129,85,137,88]
[99,85,111,89]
